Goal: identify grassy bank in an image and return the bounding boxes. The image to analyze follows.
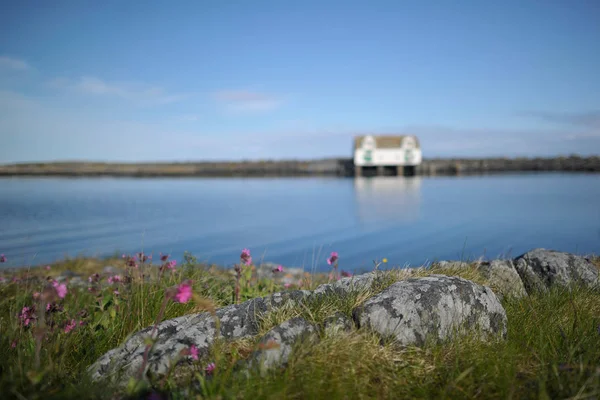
[1,155,599,177]
[0,252,599,399]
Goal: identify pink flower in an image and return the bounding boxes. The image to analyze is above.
[189,345,199,360]
[11,340,17,348]
[88,273,100,283]
[52,281,67,298]
[173,282,193,303]
[107,274,122,284]
[272,265,284,273]
[124,255,138,268]
[160,253,169,262]
[0,254,6,263]
[167,260,177,270]
[284,283,291,289]
[113,290,120,296]
[45,265,51,271]
[18,306,36,327]
[327,252,339,266]
[205,362,216,375]
[341,270,353,277]
[240,248,252,265]
[64,319,77,333]
[33,292,40,300]
[0,276,6,283]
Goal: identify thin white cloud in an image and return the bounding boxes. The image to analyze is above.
[520,110,600,129]
[563,133,600,141]
[213,90,282,113]
[0,56,31,71]
[49,76,188,105]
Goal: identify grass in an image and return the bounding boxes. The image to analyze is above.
[0,252,599,399]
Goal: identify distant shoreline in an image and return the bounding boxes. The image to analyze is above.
[0,155,599,177]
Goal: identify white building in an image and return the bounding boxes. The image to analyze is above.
[353,135,422,175]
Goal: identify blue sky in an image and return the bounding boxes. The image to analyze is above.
[1,0,599,163]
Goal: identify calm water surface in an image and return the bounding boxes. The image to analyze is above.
[1,174,599,272]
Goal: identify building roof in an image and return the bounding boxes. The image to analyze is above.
[353,135,420,150]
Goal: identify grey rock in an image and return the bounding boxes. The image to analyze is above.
[478,260,527,300]
[353,275,507,346]
[88,290,311,384]
[312,271,383,297]
[89,312,217,384]
[60,270,81,278]
[102,265,122,275]
[513,248,599,294]
[323,312,354,334]
[249,317,316,374]
[67,276,86,288]
[435,261,469,269]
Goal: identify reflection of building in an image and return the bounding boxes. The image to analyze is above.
[353,176,422,225]
[353,135,422,177]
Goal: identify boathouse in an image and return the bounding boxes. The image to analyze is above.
[353,135,422,176]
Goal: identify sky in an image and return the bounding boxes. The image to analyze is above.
[0,0,599,163]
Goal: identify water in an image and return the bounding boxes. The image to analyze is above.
[1,174,599,273]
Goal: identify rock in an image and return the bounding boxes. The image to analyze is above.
[88,290,311,384]
[477,260,527,300]
[352,275,507,346]
[102,265,122,275]
[323,312,354,334]
[312,271,383,297]
[89,312,217,384]
[513,249,599,294]
[248,317,316,374]
[67,276,86,288]
[435,261,469,269]
[60,270,81,278]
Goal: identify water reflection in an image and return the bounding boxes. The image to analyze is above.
[353,176,422,226]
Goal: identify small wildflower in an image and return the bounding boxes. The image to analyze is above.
[124,255,138,268]
[284,283,291,289]
[52,281,68,298]
[341,270,353,277]
[11,276,20,283]
[18,306,36,327]
[113,290,120,296]
[382,258,388,263]
[167,260,177,270]
[88,273,100,284]
[189,345,199,360]
[11,340,17,348]
[160,253,169,262]
[327,251,339,265]
[107,274,122,284]
[173,282,193,303]
[137,252,147,263]
[0,254,6,263]
[64,319,77,333]
[272,265,284,273]
[45,265,51,270]
[240,248,252,265]
[205,362,216,375]
[45,303,63,313]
